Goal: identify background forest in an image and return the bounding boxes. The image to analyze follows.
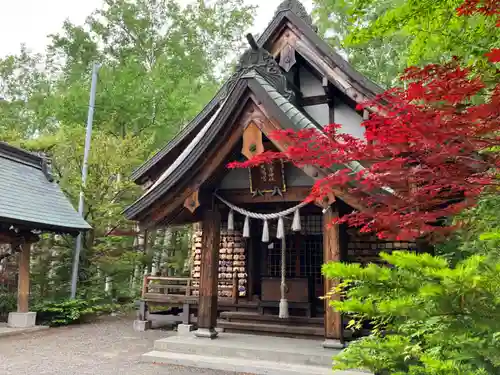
[0,0,498,352]
[0,0,256,317]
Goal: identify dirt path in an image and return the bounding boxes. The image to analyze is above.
[0,317,240,375]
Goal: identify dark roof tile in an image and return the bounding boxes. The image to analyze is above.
[0,143,91,233]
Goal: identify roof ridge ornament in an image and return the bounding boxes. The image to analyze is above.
[275,0,317,31]
[221,33,294,101]
[41,156,55,182]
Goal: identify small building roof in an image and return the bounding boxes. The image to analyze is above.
[0,142,91,234]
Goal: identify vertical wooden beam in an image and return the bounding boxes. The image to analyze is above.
[195,207,221,338]
[17,243,31,313]
[247,237,254,300]
[322,206,344,348]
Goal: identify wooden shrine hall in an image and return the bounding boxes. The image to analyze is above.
[0,142,90,328]
[125,0,418,346]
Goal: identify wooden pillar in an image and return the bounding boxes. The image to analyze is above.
[195,208,221,338]
[247,237,254,300]
[323,206,344,348]
[17,242,31,313]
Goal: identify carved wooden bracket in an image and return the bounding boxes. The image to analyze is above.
[279,43,297,72]
[242,121,264,160]
[184,190,200,213]
[315,192,336,209]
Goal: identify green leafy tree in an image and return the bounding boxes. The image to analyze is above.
[0,47,54,139]
[47,0,255,145]
[311,1,500,373]
[313,0,408,88]
[312,0,499,87]
[24,128,150,299]
[0,0,256,308]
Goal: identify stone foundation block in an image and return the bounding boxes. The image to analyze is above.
[177,324,195,335]
[322,339,345,349]
[8,312,37,328]
[133,320,151,332]
[194,327,218,339]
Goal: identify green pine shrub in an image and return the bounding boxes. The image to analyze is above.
[0,289,17,322]
[324,251,500,375]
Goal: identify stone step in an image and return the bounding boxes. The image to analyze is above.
[153,332,335,367]
[218,320,324,337]
[220,311,324,326]
[142,350,363,375]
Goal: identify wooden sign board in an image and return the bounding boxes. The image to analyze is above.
[249,161,286,193]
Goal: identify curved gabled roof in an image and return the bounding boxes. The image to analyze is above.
[125,66,368,221]
[130,0,383,186]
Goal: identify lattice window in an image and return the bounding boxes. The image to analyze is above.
[266,215,324,286]
[301,215,322,235]
[346,228,417,264]
[266,237,296,278]
[299,235,323,285]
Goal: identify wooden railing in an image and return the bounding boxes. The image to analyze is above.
[141,275,239,304]
[142,276,193,301]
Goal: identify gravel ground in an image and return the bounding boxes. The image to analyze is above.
[0,317,242,375]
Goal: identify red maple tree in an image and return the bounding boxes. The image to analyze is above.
[229,2,500,241]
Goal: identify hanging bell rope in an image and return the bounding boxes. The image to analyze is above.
[279,235,289,318]
[276,216,285,240]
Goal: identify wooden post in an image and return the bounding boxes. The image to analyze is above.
[17,243,31,313]
[195,208,221,338]
[247,237,254,300]
[322,206,344,348]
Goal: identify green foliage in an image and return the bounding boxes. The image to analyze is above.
[0,288,16,321]
[342,0,498,66]
[312,0,499,87]
[456,193,500,254]
[45,0,255,147]
[313,0,408,88]
[0,0,253,310]
[324,251,500,374]
[34,298,120,326]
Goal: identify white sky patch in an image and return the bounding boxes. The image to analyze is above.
[0,0,313,57]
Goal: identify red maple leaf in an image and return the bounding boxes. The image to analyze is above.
[485,48,500,63]
[229,1,500,242]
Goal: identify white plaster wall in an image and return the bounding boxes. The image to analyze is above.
[299,66,324,97]
[334,100,365,139]
[219,167,249,189]
[299,66,364,137]
[219,163,314,190]
[304,104,329,126]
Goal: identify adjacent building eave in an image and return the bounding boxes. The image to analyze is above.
[0,142,91,234]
